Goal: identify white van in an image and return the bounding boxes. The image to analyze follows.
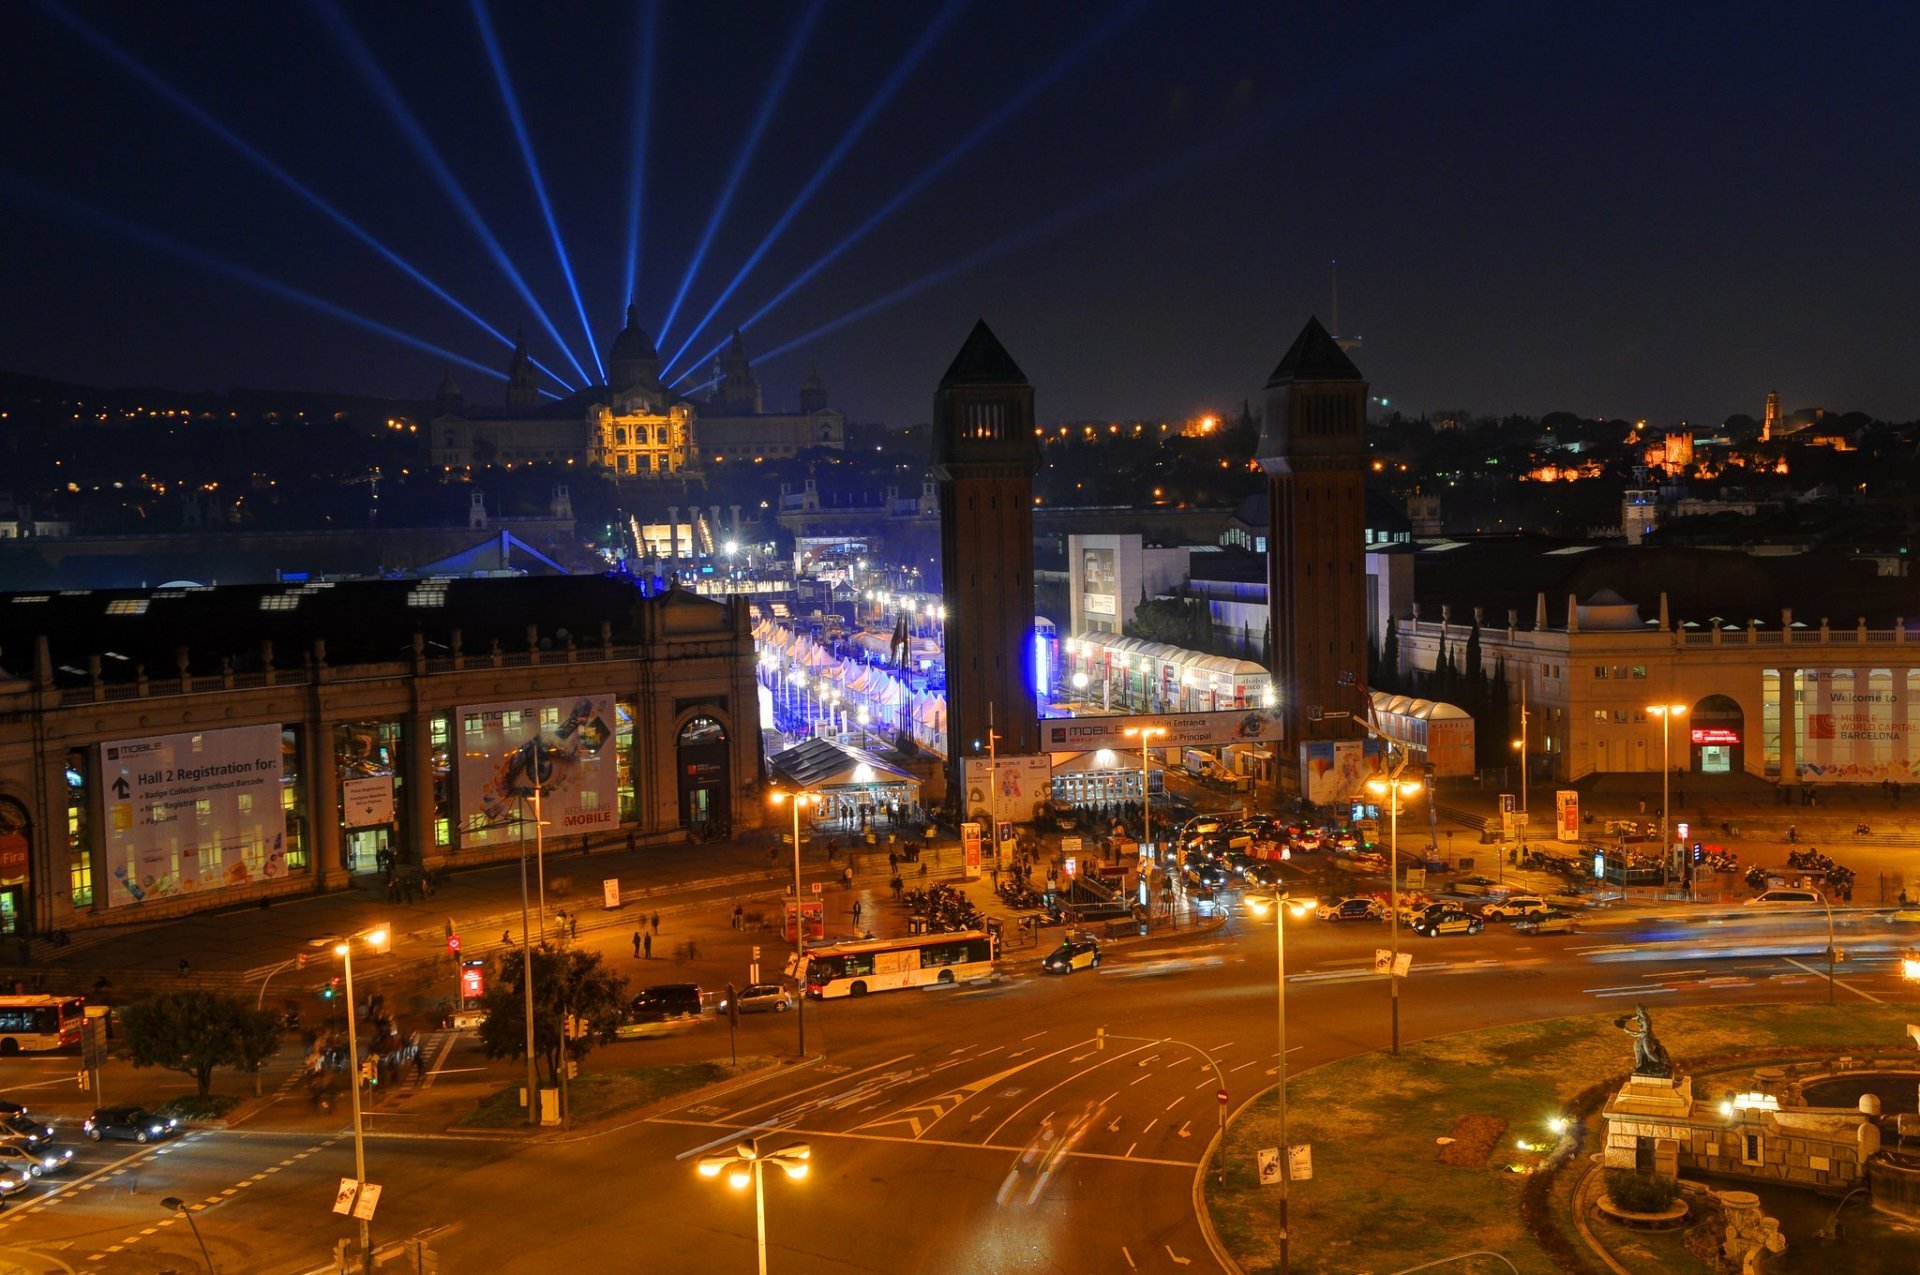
[1744,888,1824,907]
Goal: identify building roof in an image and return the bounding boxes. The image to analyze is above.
[768,737,918,791]
[1266,316,1363,386]
[939,320,1028,387]
[0,574,738,687]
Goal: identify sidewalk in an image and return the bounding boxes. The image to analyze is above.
[2,829,968,1001]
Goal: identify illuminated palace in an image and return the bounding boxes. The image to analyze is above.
[428,307,845,474]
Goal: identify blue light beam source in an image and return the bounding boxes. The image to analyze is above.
[667,0,1150,388]
[622,0,660,316]
[654,0,824,350]
[309,0,587,388]
[33,0,573,391]
[469,0,604,382]
[659,0,967,379]
[3,171,505,383]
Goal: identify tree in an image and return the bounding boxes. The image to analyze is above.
[120,990,283,1098]
[478,945,630,1086]
[1380,623,1401,694]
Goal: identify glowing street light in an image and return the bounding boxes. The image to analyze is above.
[769,790,818,1055]
[697,1138,812,1275]
[312,925,389,1273]
[1124,724,1169,862]
[1242,893,1316,1274]
[1366,763,1423,1055]
[1647,703,1688,891]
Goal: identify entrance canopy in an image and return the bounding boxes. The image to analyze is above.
[769,737,919,795]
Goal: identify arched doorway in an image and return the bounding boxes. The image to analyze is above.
[676,715,731,831]
[0,799,29,936]
[1690,694,1745,774]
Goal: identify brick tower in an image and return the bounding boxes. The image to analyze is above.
[930,320,1042,806]
[1255,317,1371,791]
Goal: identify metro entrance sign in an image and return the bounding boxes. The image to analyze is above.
[1037,708,1283,752]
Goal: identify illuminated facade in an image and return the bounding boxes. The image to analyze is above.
[1396,593,1920,784]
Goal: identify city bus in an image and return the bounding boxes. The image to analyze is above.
[0,996,86,1054]
[804,930,996,999]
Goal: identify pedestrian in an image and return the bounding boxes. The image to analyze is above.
[852,900,863,926]
[177,958,191,979]
[888,850,898,873]
[643,931,652,959]
[626,831,636,852]
[651,911,661,935]
[569,913,578,939]
[414,1050,427,1085]
[687,937,698,962]
[503,929,511,946]
[843,865,854,889]
[732,903,744,930]
[633,930,643,958]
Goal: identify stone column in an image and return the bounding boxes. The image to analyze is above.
[406,704,436,867]
[308,719,341,889]
[1777,667,1797,784]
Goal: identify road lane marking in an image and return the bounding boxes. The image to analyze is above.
[1141,1120,1156,1134]
[1165,1098,1183,1111]
[1783,957,1885,1003]
[1021,1030,1047,1041]
[1230,1060,1257,1073]
[649,1117,1201,1165]
[689,1053,913,1122]
[1126,1141,1138,1157]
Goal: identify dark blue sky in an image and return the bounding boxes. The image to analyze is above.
[3,1,1916,426]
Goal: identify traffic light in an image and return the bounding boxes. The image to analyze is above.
[564,1059,578,1079]
[360,1059,376,1085]
[75,1070,87,1089]
[296,951,309,970]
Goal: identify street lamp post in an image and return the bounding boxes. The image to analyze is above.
[1367,760,1423,1056]
[770,791,817,1057]
[1124,725,1169,865]
[163,1196,217,1274]
[1244,892,1317,1275]
[316,926,388,1274]
[1648,704,1688,892]
[696,1138,812,1275]
[1822,891,1836,1006]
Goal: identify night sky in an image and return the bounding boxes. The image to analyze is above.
[4,2,1916,426]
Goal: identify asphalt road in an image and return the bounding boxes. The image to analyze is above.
[0,900,1910,1273]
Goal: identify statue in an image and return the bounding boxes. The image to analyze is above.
[1615,1002,1674,1078]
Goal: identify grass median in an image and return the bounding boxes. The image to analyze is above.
[1206,1003,1913,1274]
[458,1056,774,1129]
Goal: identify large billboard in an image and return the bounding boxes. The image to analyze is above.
[456,694,618,843]
[961,754,1053,823]
[1038,709,1284,753]
[99,725,290,908]
[1300,739,1386,805]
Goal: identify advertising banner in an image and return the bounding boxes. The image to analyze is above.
[961,754,1053,823]
[341,776,394,829]
[1300,739,1383,805]
[100,724,289,908]
[1039,709,1284,753]
[1556,790,1580,842]
[456,694,617,843]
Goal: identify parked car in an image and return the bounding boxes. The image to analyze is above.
[0,1141,72,1177]
[1042,934,1101,974]
[1412,908,1484,937]
[1480,894,1551,922]
[717,983,793,1014]
[83,1106,177,1144]
[1512,910,1580,935]
[1315,897,1386,923]
[0,1115,54,1148]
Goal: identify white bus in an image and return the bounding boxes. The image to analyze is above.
[804,931,996,999]
[0,996,86,1054]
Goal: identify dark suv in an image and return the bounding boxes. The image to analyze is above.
[629,984,703,1022]
[84,1106,178,1144]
